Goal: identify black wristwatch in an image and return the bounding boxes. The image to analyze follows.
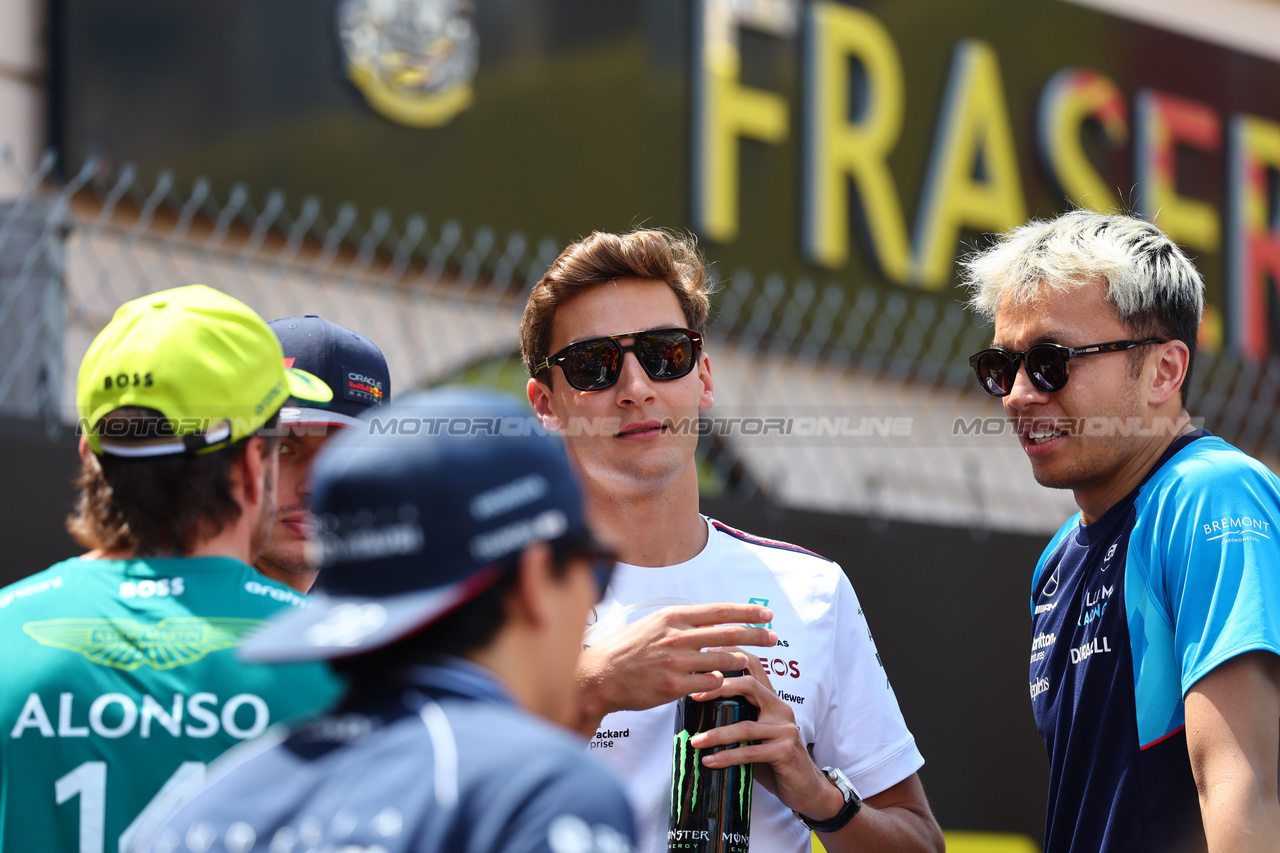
[794,766,862,833]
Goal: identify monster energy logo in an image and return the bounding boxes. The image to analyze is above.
[672,729,698,822]
[670,730,754,823]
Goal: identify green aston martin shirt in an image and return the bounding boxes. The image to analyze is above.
[0,557,341,853]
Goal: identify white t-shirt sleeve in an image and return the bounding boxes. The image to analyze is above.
[811,568,924,798]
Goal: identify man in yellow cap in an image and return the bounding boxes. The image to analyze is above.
[0,285,341,853]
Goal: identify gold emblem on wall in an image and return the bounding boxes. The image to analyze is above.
[336,0,479,128]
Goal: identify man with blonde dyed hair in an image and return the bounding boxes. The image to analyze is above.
[523,229,943,853]
[964,209,1280,853]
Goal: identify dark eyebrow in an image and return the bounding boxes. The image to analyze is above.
[569,326,680,345]
[991,330,1070,350]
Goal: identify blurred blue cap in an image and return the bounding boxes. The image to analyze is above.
[241,387,589,662]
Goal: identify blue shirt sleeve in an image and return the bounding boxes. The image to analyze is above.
[1139,443,1280,694]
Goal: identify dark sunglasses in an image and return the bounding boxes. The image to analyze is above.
[535,328,703,392]
[969,338,1166,397]
[552,533,617,602]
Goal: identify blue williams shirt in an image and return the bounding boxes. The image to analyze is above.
[1028,431,1280,853]
[138,656,636,853]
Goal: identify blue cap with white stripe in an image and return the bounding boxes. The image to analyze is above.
[241,387,592,662]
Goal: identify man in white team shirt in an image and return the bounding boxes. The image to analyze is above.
[522,228,944,853]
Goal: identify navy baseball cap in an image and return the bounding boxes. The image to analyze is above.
[241,387,602,663]
[269,315,390,427]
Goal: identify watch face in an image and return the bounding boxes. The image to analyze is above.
[795,768,862,833]
[823,766,857,800]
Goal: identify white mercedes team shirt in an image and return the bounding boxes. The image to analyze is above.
[584,516,924,853]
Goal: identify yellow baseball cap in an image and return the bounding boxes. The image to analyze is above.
[77,285,333,456]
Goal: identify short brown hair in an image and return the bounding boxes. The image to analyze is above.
[520,229,714,380]
[67,408,279,556]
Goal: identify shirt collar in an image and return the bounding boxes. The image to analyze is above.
[402,655,516,707]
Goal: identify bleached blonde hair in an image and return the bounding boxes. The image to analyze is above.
[962,210,1204,403]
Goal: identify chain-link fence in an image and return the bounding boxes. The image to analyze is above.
[3,146,1278,535]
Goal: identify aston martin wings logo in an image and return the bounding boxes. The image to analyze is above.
[22,618,268,671]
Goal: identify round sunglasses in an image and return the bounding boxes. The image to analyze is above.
[534,327,703,392]
[968,338,1166,397]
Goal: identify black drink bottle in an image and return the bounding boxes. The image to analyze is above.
[667,671,758,852]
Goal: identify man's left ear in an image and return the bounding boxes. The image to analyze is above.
[1149,340,1190,407]
[527,377,564,431]
[698,351,715,411]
